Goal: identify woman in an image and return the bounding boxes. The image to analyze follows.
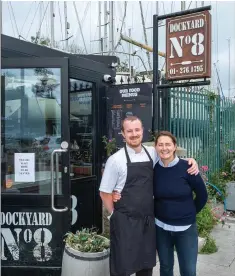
[154,131,208,276]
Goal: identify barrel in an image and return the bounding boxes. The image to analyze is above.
[61,245,110,276]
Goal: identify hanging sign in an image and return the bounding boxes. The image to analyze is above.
[165,10,211,80]
[14,153,35,182]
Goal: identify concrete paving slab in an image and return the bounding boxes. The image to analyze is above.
[150,222,235,276]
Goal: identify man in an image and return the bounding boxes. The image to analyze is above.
[99,116,198,276]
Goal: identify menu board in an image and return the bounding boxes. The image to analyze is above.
[107,83,152,147]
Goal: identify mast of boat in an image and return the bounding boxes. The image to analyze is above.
[104,1,108,54]
[98,1,102,54]
[181,1,186,10]
[64,2,68,51]
[37,1,42,41]
[139,1,151,71]
[109,1,114,55]
[50,1,55,48]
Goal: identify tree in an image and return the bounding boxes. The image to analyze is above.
[31,35,50,46]
[30,35,84,54]
[116,61,129,73]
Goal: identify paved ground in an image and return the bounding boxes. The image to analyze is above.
[152,219,235,276]
[111,204,235,276]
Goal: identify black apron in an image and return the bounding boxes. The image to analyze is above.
[110,145,156,275]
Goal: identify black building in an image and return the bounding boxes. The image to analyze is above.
[1,34,118,276]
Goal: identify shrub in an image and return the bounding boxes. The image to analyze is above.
[200,233,218,254]
[64,228,110,253]
[196,204,217,237]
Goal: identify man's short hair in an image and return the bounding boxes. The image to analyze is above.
[121,116,143,131]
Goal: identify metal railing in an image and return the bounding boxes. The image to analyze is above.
[167,87,235,176]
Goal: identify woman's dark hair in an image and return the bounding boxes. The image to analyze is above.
[154,131,177,146]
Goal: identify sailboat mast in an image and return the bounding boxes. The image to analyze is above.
[50,2,55,48]
[109,1,114,55]
[98,1,102,53]
[64,2,68,51]
[104,1,108,53]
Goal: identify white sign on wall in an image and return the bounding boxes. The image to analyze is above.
[14,153,35,182]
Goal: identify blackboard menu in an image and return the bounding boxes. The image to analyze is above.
[107,83,152,147]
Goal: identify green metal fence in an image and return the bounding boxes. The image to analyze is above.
[169,87,235,176]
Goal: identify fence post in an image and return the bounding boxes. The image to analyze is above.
[216,96,221,171]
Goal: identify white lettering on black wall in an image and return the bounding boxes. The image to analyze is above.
[0,212,53,262]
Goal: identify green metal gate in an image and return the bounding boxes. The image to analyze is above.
[169,88,235,175]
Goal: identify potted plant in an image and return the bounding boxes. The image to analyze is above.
[61,229,110,276]
[102,136,117,157]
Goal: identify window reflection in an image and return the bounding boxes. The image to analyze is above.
[69,79,93,178]
[1,68,62,194]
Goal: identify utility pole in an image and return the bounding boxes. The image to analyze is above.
[104,1,108,54]
[64,2,68,51]
[109,1,114,55]
[228,38,231,98]
[156,1,159,14]
[98,1,102,54]
[50,2,55,48]
[201,1,205,7]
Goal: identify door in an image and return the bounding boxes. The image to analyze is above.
[1,58,70,274]
[68,78,99,232]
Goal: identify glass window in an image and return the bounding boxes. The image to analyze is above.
[1,68,62,194]
[69,79,93,179]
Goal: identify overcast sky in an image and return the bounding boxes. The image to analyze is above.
[2,1,235,97]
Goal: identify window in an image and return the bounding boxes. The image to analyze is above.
[1,68,62,194]
[69,79,93,179]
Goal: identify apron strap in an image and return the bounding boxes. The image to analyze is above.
[124,144,153,164]
[142,145,153,162]
[124,144,131,163]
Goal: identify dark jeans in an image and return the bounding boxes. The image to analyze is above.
[156,223,198,276]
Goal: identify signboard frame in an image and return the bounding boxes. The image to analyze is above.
[152,5,212,133]
[165,10,211,80]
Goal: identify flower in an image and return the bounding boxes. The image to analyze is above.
[201,165,209,172]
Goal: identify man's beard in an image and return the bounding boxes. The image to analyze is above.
[127,137,142,148]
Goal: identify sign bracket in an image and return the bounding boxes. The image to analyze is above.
[152,5,212,132]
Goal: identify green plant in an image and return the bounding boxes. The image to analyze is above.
[199,233,218,254]
[208,168,233,202]
[196,204,217,237]
[64,229,110,253]
[102,136,117,157]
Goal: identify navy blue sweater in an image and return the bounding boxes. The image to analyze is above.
[153,159,208,226]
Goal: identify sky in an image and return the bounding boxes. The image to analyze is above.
[2,0,235,98]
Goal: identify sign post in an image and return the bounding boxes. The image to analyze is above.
[152,6,212,132]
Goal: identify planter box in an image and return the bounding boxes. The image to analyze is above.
[61,244,110,276]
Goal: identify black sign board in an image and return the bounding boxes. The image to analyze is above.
[107,83,152,147]
[0,205,68,267]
